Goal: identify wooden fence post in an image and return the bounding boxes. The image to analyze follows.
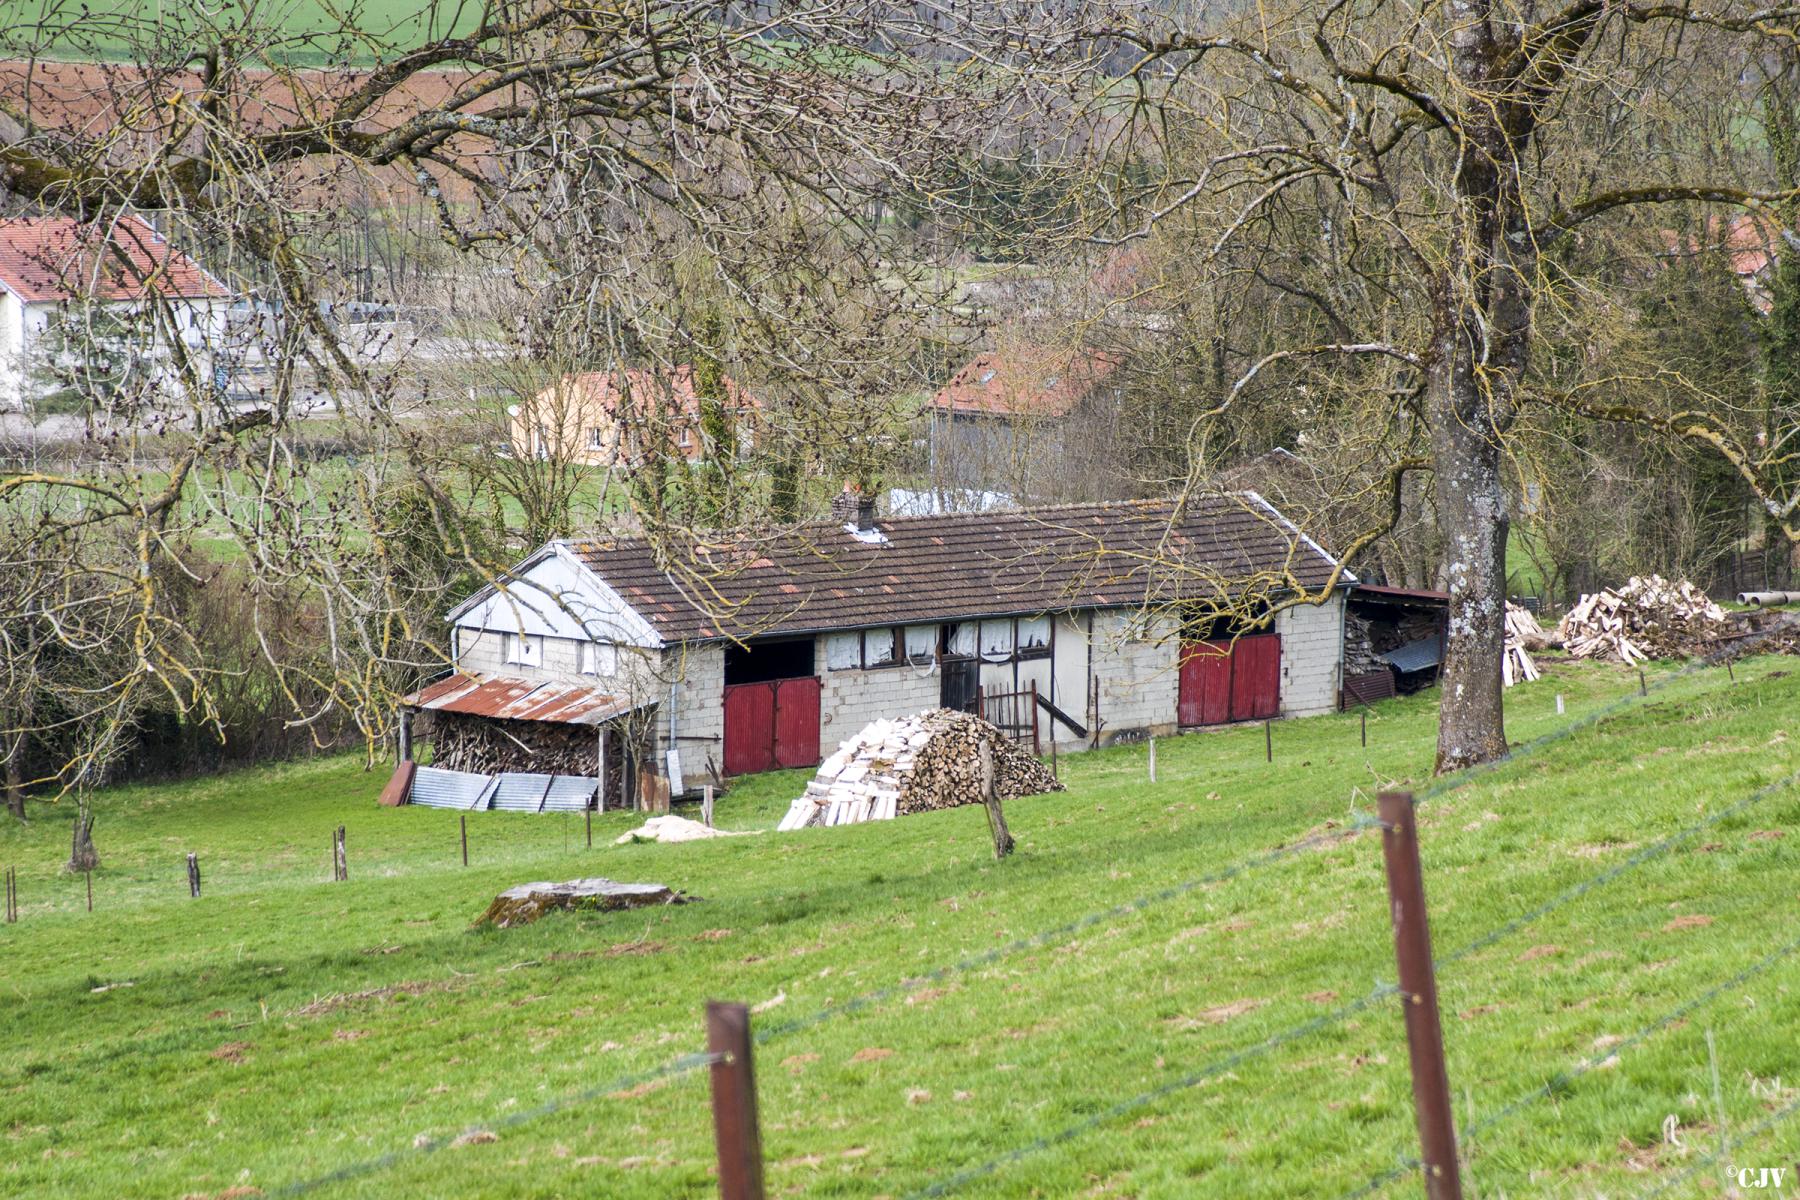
[1147,736,1157,783]
[5,866,14,922]
[333,826,347,882]
[703,784,715,829]
[1638,668,1647,697]
[1264,719,1273,763]
[1361,708,1367,748]
[706,1001,767,1200]
[460,814,469,866]
[86,869,92,913]
[1377,791,1464,1200]
[585,807,592,848]
[187,853,201,899]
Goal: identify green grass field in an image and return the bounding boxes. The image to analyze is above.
[0,0,479,64]
[3,657,1799,1198]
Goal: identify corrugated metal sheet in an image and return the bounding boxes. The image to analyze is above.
[541,776,598,812]
[402,673,639,726]
[411,766,496,810]
[407,766,598,813]
[491,772,557,812]
[1383,636,1445,674]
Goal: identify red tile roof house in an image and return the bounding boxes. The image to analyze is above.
[924,344,1130,502]
[397,489,1356,802]
[0,216,232,411]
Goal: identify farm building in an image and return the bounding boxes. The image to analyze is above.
[399,489,1356,804]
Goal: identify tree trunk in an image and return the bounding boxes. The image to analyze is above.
[4,733,23,822]
[1428,343,1511,772]
[66,799,99,872]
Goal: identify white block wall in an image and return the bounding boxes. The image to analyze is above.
[1089,610,1181,741]
[1275,592,1345,717]
[819,661,942,750]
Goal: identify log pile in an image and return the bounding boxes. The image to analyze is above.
[1553,575,1729,663]
[777,709,1063,832]
[1503,603,1545,687]
[473,878,694,928]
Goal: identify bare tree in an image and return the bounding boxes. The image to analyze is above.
[1041,1,1800,771]
[0,1,1046,804]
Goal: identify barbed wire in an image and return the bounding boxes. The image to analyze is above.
[909,765,1800,1197]
[269,1049,722,1197]
[1631,1089,1800,1200]
[1335,931,1800,1199]
[267,620,1800,1196]
[1414,608,1800,807]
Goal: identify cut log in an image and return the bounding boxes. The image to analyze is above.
[473,878,695,928]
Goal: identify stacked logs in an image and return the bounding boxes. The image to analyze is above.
[1503,603,1545,687]
[1554,575,1729,663]
[778,709,1063,831]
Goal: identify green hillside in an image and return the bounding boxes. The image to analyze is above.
[1,657,1796,1198]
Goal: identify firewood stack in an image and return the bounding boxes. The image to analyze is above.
[1503,603,1545,687]
[778,709,1063,831]
[1553,575,1729,663]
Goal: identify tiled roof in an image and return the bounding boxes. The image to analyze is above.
[567,493,1344,643]
[928,346,1122,418]
[0,216,228,304]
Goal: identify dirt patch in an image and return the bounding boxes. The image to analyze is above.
[331,1029,370,1042]
[608,1078,668,1100]
[209,1041,253,1064]
[1518,944,1561,962]
[449,1130,498,1148]
[1663,914,1714,931]
[850,1047,894,1063]
[1459,1004,1505,1019]
[1304,990,1338,1004]
[694,929,733,941]
[781,1053,819,1075]
[1172,998,1265,1028]
[293,979,451,1018]
[1750,830,1786,842]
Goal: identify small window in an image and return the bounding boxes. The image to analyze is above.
[903,624,937,665]
[980,619,1014,658]
[978,369,997,384]
[824,631,861,671]
[1018,615,1051,655]
[865,627,899,668]
[578,640,616,676]
[503,632,542,667]
[944,623,976,658]
[678,426,693,448]
[587,426,605,450]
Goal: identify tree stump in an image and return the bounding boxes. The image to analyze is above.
[66,808,99,873]
[474,878,695,928]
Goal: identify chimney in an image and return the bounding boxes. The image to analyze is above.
[831,483,878,532]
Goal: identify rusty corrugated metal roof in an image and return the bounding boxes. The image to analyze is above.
[403,673,640,726]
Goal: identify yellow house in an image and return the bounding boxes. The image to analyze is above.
[509,365,758,466]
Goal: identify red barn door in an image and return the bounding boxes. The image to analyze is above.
[724,677,822,775]
[1178,641,1234,727]
[772,677,822,768]
[723,682,776,775]
[1228,634,1281,722]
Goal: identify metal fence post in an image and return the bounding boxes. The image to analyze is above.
[706,1001,766,1200]
[1377,791,1463,1200]
[1264,719,1273,763]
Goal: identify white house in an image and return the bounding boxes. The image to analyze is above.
[401,489,1356,805]
[0,215,232,411]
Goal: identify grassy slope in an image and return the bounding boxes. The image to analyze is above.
[3,658,1798,1198]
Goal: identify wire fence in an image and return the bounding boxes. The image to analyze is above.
[23,613,1800,1198]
